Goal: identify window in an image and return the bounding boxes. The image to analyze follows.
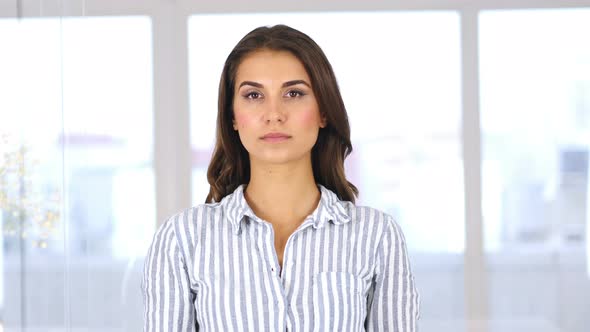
[480,8,590,329]
[0,16,154,330]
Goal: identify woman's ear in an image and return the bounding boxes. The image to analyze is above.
[319,114,327,128]
[232,119,238,130]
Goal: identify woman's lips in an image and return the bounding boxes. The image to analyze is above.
[261,133,291,142]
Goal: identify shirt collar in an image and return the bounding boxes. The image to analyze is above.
[223,184,352,235]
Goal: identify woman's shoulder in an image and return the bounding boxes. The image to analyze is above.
[156,185,247,237]
[345,203,403,233]
[346,203,392,222]
[147,202,226,255]
[159,201,225,232]
[320,185,398,230]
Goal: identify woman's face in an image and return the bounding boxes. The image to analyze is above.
[232,49,326,167]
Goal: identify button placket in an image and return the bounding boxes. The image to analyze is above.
[280,222,312,283]
[257,223,281,276]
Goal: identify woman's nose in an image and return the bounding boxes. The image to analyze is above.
[264,99,286,123]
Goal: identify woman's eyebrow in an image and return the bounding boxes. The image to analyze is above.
[238,81,263,89]
[282,80,311,88]
[238,80,311,89]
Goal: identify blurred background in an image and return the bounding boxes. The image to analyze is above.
[1,0,589,331]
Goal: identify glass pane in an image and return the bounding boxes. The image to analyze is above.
[189,12,464,330]
[480,9,590,332]
[0,16,154,330]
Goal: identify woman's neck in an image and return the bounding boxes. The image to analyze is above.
[245,158,320,226]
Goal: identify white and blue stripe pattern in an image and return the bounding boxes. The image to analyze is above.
[142,184,420,331]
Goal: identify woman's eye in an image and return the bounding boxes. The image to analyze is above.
[286,90,305,98]
[245,91,262,99]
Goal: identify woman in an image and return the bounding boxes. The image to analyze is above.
[143,24,420,331]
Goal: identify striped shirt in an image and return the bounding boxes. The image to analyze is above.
[142,184,420,331]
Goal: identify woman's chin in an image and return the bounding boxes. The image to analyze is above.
[251,152,309,167]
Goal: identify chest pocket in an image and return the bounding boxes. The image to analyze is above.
[312,271,368,332]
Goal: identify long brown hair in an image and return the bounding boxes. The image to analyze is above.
[205,24,358,203]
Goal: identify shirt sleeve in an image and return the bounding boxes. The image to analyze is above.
[365,217,420,331]
[142,217,197,332]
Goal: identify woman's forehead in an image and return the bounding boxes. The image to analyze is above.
[235,49,310,84]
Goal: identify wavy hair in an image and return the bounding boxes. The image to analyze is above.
[205,24,358,203]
